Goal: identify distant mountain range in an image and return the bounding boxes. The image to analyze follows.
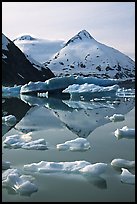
[13,35,65,63]
[2,34,54,86]
[14,30,135,80]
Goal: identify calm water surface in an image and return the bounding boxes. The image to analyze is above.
[2,92,135,202]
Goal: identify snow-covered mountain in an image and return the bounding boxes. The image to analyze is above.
[2,34,54,86]
[43,30,135,79]
[13,35,65,63]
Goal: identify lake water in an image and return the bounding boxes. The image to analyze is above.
[2,89,135,202]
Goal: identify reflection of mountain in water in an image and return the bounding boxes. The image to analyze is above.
[2,97,31,136]
[19,95,135,138]
[50,98,134,137]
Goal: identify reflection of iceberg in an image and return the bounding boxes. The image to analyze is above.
[20,94,73,111]
[83,175,107,189]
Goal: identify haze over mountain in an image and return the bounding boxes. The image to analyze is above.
[2,34,54,86]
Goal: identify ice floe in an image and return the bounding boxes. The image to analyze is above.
[63,84,119,100]
[111,159,135,169]
[106,113,125,122]
[2,168,38,196]
[56,138,90,151]
[2,85,21,97]
[22,139,48,150]
[79,163,108,176]
[24,160,108,176]
[3,132,48,150]
[120,168,135,185]
[114,126,135,139]
[20,75,119,94]
[2,115,17,126]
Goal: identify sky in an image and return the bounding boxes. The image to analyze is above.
[2,2,135,60]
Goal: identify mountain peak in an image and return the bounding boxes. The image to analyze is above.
[65,30,94,46]
[13,35,36,42]
[77,30,94,40]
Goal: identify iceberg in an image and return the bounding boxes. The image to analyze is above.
[111,159,135,169]
[20,75,119,95]
[3,132,48,150]
[2,115,17,126]
[63,83,119,100]
[114,126,135,139]
[120,168,135,185]
[106,113,125,122]
[56,138,90,151]
[2,168,38,196]
[23,160,108,176]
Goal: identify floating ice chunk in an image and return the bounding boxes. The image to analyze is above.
[79,163,108,176]
[63,84,119,100]
[107,114,125,122]
[24,160,91,173]
[2,161,11,170]
[3,132,32,148]
[3,133,47,150]
[56,138,90,151]
[2,168,38,196]
[114,126,135,139]
[120,168,135,185]
[63,83,118,93]
[2,115,17,126]
[22,139,48,150]
[23,160,108,177]
[111,159,135,168]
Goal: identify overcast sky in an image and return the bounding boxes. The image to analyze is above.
[2,2,135,60]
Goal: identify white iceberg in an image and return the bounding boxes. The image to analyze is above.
[106,113,125,122]
[24,160,90,173]
[20,75,119,94]
[2,168,38,196]
[63,83,119,100]
[111,159,135,168]
[22,139,48,150]
[114,126,135,139]
[79,163,108,176]
[120,168,135,185]
[3,132,48,150]
[56,138,90,151]
[3,132,32,148]
[23,160,108,177]
[2,115,17,126]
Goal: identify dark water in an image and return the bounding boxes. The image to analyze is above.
[2,92,135,202]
